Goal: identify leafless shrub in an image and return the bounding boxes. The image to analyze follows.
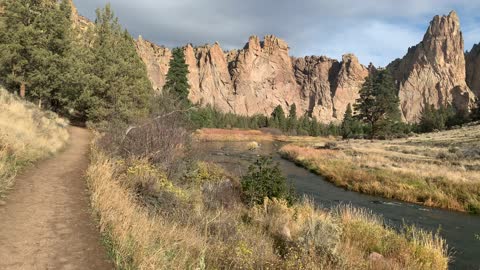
[99,93,195,178]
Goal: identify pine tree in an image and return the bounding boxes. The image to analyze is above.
[81,4,153,123]
[0,0,42,98]
[271,105,286,130]
[354,69,401,138]
[164,47,190,104]
[287,103,298,132]
[341,104,355,139]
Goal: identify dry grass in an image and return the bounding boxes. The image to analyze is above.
[195,128,333,144]
[87,142,448,269]
[0,88,69,196]
[279,124,480,213]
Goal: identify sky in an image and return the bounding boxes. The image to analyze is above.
[73,0,480,67]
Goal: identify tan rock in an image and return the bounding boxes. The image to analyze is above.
[69,0,93,33]
[230,35,303,117]
[184,43,235,111]
[332,54,369,121]
[466,43,480,98]
[135,38,172,92]
[389,11,476,122]
[293,54,368,123]
[293,56,340,122]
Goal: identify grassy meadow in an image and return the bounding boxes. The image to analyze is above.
[0,88,69,197]
[87,140,449,269]
[279,124,480,214]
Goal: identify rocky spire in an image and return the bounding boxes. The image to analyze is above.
[388,10,475,122]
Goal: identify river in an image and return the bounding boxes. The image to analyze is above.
[197,141,480,270]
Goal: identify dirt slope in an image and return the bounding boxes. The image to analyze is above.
[0,127,113,270]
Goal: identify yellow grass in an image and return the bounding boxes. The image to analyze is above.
[87,142,448,269]
[279,125,480,213]
[0,88,69,196]
[195,128,333,144]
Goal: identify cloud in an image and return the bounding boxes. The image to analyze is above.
[73,0,480,66]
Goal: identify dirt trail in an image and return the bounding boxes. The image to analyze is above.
[0,127,113,270]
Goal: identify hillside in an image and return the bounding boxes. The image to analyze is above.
[0,88,69,197]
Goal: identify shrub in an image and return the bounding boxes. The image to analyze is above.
[241,156,296,206]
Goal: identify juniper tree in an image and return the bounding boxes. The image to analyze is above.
[164,47,190,104]
[270,105,287,131]
[354,69,401,138]
[287,103,298,131]
[82,4,153,123]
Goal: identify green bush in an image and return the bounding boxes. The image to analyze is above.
[241,156,296,206]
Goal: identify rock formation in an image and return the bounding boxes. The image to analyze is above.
[293,56,340,123]
[292,54,368,123]
[132,8,478,123]
[135,35,369,123]
[466,43,480,98]
[69,0,93,33]
[136,38,172,91]
[183,43,235,111]
[388,11,475,122]
[229,35,303,116]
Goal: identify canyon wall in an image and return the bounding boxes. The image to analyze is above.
[136,35,368,123]
[132,10,479,123]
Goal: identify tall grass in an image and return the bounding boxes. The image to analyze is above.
[87,142,449,269]
[0,88,69,196]
[279,144,480,213]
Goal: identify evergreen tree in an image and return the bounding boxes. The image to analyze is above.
[341,103,356,139]
[164,47,190,104]
[0,0,77,109]
[271,105,286,130]
[241,156,296,206]
[81,4,153,123]
[354,69,401,138]
[0,0,43,98]
[287,103,297,131]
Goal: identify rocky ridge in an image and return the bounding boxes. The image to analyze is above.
[388,11,476,122]
[69,0,480,123]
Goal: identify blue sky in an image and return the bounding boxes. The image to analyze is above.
[73,0,480,67]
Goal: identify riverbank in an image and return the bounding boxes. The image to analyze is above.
[279,124,480,214]
[195,128,332,143]
[87,141,448,269]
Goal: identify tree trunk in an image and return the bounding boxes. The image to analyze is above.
[20,83,26,98]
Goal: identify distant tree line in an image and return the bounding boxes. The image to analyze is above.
[0,1,153,124]
[189,104,341,137]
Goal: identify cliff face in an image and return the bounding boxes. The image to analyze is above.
[133,10,478,123]
[466,43,480,98]
[388,11,475,122]
[229,35,303,117]
[184,43,235,111]
[135,35,368,123]
[292,54,368,122]
[135,38,172,91]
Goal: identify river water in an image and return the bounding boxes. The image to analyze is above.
[197,141,480,270]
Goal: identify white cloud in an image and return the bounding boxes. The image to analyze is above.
[73,0,480,66]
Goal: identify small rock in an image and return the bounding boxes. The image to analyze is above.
[368,252,384,262]
[0,200,6,206]
[280,225,292,240]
